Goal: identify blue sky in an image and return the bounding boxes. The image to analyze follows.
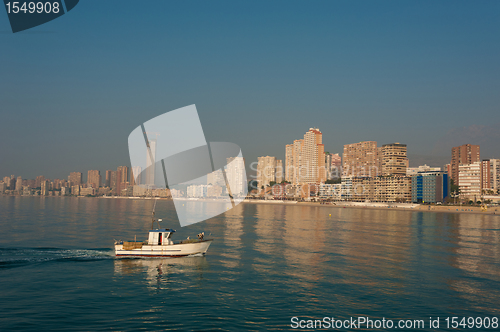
[1,0,499,180]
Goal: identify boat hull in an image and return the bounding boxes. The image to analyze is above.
[115,240,212,257]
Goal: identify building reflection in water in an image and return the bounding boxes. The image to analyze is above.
[114,256,209,290]
[219,204,244,271]
[449,213,500,314]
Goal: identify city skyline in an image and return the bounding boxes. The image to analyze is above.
[0,135,453,184]
[2,134,499,203]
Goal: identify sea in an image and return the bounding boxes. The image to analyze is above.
[0,196,499,331]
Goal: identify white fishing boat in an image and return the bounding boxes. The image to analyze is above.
[114,200,212,257]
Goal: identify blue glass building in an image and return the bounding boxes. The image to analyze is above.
[411,172,449,203]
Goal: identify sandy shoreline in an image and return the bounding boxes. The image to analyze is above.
[243,199,500,216]
[5,195,498,216]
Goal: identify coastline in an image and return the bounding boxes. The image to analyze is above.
[2,194,499,216]
[243,199,500,216]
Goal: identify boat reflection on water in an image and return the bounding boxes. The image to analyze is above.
[113,256,210,289]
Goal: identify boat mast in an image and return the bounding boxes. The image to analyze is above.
[151,199,157,230]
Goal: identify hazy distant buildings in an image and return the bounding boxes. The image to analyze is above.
[22,186,32,196]
[15,176,22,192]
[116,166,128,194]
[61,187,69,196]
[71,185,80,196]
[41,180,49,196]
[9,177,15,190]
[35,175,45,188]
[451,144,480,186]
[80,187,95,196]
[87,170,101,189]
[105,170,112,187]
[110,171,117,191]
[3,177,10,189]
[381,143,407,176]
[0,181,5,193]
[69,172,82,187]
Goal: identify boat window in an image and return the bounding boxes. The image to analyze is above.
[158,233,162,245]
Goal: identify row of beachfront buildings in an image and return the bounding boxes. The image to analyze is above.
[254,128,499,203]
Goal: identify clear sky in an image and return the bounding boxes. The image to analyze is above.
[1,0,499,180]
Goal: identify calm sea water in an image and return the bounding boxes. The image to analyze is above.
[1,196,499,331]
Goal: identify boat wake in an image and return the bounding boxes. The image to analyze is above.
[0,247,115,269]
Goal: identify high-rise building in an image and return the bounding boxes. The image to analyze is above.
[35,175,45,188]
[451,144,480,186]
[458,162,481,201]
[116,166,128,194]
[285,128,326,185]
[131,166,142,186]
[330,153,342,179]
[342,141,380,177]
[9,177,16,190]
[285,144,294,182]
[226,156,246,196]
[257,156,276,189]
[3,177,10,189]
[41,180,49,196]
[69,172,82,187]
[207,169,225,187]
[145,139,157,187]
[325,153,332,180]
[481,159,500,195]
[275,160,283,184]
[285,139,305,184]
[302,128,326,184]
[110,171,117,191]
[52,179,61,190]
[381,143,407,176]
[105,170,113,187]
[15,176,22,192]
[331,153,341,167]
[0,181,6,193]
[87,170,101,189]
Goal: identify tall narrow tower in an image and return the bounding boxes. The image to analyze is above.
[145,133,158,188]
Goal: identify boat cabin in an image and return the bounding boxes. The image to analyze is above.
[148,229,175,245]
